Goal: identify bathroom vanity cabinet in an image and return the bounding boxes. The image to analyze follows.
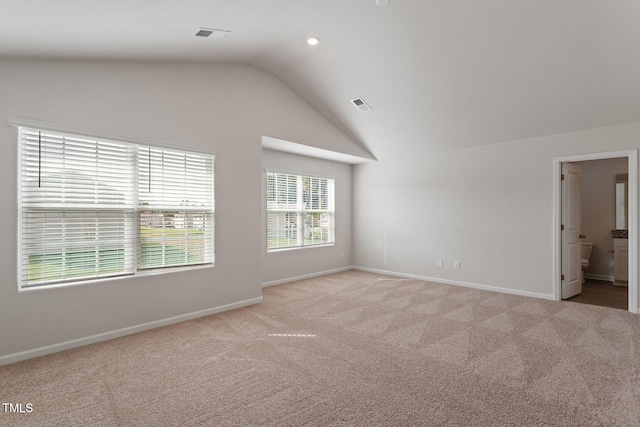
[613,238,628,285]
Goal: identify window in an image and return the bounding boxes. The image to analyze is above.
[18,127,214,288]
[266,171,335,250]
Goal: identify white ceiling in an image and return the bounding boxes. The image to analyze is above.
[2,0,640,156]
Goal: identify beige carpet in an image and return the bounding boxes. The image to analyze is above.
[2,270,640,426]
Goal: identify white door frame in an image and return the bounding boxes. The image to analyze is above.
[553,150,638,314]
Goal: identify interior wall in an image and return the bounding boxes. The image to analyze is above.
[0,58,361,362]
[352,122,640,305]
[261,149,352,285]
[577,157,629,280]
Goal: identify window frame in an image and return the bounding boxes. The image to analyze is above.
[14,121,215,290]
[266,170,335,252]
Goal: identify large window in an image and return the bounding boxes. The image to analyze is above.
[266,171,335,250]
[18,127,214,288]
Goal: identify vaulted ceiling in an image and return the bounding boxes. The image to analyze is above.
[2,0,640,157]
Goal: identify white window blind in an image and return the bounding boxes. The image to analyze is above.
[266,172,335,250]
[137,146,214,270]
[18,127,214,288]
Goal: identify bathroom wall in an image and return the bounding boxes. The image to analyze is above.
[578,157,629,280]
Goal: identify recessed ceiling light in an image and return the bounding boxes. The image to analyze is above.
[376,0,390,5]
[307,37,320,46]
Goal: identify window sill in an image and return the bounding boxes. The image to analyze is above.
[267,243,335,254]
[18,263,215,292]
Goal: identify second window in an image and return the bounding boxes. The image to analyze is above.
[266,172,335,250]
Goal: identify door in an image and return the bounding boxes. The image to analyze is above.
[561,163,582,299]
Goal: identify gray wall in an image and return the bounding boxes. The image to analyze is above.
[352,122,640,307]
[0,59,361,362]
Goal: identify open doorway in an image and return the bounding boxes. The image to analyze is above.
[566,158,628,309]
[553,150,638,314]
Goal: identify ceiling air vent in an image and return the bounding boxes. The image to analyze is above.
[351,97,372,112]
[195,28,231,39]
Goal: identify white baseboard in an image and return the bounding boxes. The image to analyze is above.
[585,274,615,282]
[352,266,555,301]
[0,296,263,367]
[262,266,353,288]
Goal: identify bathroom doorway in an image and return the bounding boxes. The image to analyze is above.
[553,150,638,313]
[566,158,628,309]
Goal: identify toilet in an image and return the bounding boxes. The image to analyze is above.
[581,242,593,283]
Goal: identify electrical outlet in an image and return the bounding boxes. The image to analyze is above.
[436,258,443,267]
[453,261,461,269]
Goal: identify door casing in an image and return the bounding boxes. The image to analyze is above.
[553,150,638,313]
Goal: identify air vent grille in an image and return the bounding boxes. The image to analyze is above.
[351,97,372,112]
[196,29,214,37]
[195,28,231,39]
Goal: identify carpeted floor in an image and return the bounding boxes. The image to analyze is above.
[1,270,640,426]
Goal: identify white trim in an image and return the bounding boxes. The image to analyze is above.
[352,266,555,300]
[0,296,262,367]
[262,135,375,164]
[262,266,352,288]
[18,264,215,293]
[584,274,615,282]
[266,243,335,254]
[629,150,638,314]
[264,167,336,181]
[8,117,216,156]
[552,149,638,314]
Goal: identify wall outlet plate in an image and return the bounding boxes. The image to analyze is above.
[436,258,443,267]
[454,261,461,269]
